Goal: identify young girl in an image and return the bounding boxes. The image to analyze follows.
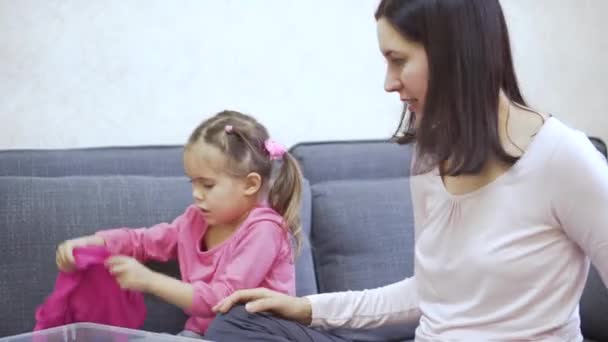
[55,110,303,337]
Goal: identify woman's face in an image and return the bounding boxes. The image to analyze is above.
[377,18,429,119]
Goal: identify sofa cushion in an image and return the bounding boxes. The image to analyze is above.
[0,176,192,336]
[311,177,416,340]
[291,141,413,184]
[0,146,184,177]
[311,178,414,291]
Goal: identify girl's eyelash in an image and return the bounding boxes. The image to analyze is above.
[188,178,214,187]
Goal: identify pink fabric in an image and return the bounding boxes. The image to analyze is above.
[96,205,295,334]
[34,246,146,331]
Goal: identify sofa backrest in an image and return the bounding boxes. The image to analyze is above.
[1,134,605,339]
[292,141,418,340]
[291,141,416,290]
[291,141,413,183]
[0,146,184,177]
[0,176,192,335]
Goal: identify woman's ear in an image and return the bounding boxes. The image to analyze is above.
[243,172,262,196]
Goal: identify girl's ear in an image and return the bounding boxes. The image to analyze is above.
[243,172,262,196]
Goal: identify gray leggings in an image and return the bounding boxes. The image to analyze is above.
[205,305,351,342]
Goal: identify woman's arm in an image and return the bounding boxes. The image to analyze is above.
[213,277,421,329]
[552,132,608,284]
[306,277,420,330]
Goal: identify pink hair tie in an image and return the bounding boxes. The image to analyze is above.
[264,139,286,160]
[225,125,234,133]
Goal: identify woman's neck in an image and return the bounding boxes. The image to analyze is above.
[498,91,547,158]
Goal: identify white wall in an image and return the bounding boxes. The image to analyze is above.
[1,0,606,149]
[502,0,608,144]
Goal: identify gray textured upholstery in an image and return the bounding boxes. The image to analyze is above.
[0,146,184,177]
[291,141,412,184]
[311,178,416,341]
[311,178,414,293]
[0,176,191,336]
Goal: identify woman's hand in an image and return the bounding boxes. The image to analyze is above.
[213,288,313,325]
[56,235,105,272]
[106,256,155,292]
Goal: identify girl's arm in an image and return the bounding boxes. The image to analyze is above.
[96,206,200,262]
[147,272,195,311]
[105,255,195,310]
[109,221,289,316]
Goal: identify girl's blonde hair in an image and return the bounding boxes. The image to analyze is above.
[186,110,303,255]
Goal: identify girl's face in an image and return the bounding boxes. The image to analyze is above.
[183,143,255,227]
[377,18,429,121]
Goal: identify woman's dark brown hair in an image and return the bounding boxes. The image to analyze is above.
[376,0,528,176]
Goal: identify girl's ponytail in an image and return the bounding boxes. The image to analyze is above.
[268,152,303,255]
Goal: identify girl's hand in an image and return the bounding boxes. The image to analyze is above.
[212,288,313,325]
[106,256,155,292]
[56,235,105,272]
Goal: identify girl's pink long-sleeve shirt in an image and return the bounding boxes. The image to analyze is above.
[97,205,295,334]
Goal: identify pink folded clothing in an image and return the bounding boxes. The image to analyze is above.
[34,246,146,331]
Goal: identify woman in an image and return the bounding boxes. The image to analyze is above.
[206,0,608,341]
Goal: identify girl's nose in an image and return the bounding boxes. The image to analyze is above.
[192,188,204,201]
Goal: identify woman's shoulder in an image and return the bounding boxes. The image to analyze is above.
[527,117,607,199]
[544,118,606,167]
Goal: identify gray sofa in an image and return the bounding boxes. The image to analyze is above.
[0,139,607,341]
